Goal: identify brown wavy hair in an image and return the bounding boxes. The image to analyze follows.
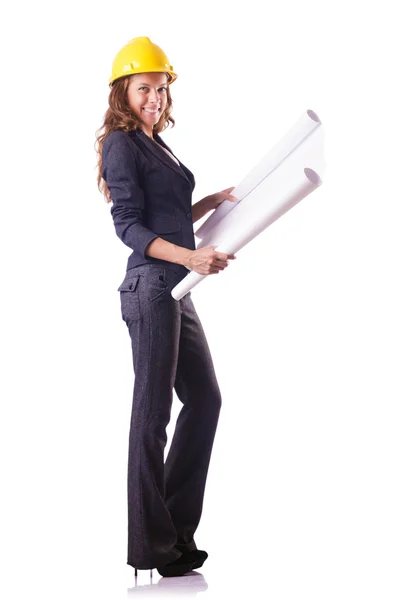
[95,74,175,203]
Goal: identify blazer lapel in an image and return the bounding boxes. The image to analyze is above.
[136,129,193,187]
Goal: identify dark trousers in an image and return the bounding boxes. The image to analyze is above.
[118,264,222,570]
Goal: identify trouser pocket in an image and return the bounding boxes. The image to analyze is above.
[146,272,169,302]
[118,274,141,323]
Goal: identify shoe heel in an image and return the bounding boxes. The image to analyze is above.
[134,568,153,578]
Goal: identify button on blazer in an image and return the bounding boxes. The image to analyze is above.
[102,128,197,275]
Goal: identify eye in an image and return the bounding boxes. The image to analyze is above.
[138,86,168,92]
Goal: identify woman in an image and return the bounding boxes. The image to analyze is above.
[96,36,237,578]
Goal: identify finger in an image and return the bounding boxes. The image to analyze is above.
[216,252,232,260]
[213,259,228,268]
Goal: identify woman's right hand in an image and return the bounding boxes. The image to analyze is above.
[185,245,236,275]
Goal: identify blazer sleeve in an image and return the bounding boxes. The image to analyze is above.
[102,131,159,256]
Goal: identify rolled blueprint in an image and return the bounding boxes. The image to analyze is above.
[171,108,325,300]
[194,109,323,241]
[171,162,322,300]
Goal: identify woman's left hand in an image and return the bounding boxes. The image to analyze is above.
[207,186,238,210]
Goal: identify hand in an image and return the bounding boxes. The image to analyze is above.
[185,245,236,275]
[207,186,238,210]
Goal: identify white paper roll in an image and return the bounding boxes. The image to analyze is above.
[171,165,322,300]
[194,109,323,241]
[171,109,325,300]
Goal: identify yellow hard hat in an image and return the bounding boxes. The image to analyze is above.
[109,36,178,86]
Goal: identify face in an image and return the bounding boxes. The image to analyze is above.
[127,72,169,137]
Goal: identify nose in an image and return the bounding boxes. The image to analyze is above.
[148,88,160,104]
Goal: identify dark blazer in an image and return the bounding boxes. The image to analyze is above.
[102,128,196,276]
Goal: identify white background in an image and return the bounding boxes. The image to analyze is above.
[1,0,396,598]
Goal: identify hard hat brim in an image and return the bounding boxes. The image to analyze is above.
[109,68,178,87]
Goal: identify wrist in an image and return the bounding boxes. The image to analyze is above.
[173,244,193,268]
[203,194,215,211]
[191,195,215,224]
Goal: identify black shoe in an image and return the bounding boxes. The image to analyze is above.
[157,554,196,577]
[182,549,208,569]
